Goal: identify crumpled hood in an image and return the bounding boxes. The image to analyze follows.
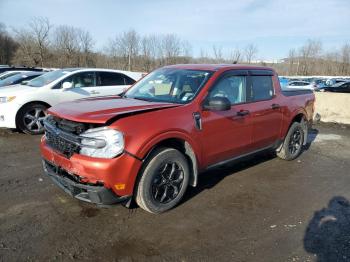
[48,96,181,124]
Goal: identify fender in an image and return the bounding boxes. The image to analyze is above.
[133,130,202,187]
[136,130,202,162]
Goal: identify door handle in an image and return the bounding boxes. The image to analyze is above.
[90,90,100,95]
[236,110,250,116]
[271,103,280,109]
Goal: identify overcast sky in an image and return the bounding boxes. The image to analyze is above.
[0,0,349,60]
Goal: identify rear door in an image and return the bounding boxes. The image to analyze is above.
[199,70,254,166]
[247,71,283,149]
[96,72,136,96]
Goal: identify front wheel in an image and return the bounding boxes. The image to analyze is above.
[277,122,304,161]
[16,103,48,135]
[135,148,190,214]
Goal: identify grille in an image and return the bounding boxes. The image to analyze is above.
[45,130,80,158]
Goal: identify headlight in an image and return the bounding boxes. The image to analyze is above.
[79,127,124,159]
[0,96,16,103]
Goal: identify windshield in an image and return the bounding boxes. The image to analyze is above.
[0,72,20,80]
[26,69,75,87]
[124,68,212,104]
[0,74,27,87]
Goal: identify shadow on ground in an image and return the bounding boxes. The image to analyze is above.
[181,127,319,205]
[304,196,350,262]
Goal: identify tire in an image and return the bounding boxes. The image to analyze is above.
[135,147,190,214]
[16,103,48,135]
[277,122,304,161]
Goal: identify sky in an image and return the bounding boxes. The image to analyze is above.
[0,0,349,60]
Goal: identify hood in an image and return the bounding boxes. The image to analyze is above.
[48,96,181,124]
[0,84,38,95]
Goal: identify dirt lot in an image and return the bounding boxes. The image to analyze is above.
[1,123,350,261]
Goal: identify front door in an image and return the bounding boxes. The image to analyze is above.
[199,72,253,166]
[51,71,98,105]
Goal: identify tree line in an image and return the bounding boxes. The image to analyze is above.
[0,17,349,75]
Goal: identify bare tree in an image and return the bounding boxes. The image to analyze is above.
[140,34,160,71]
[287,48,297,75]
[77,29,95,67]
[230,48,242,64]
[244,44,258,64]
[0,23,18,65]
[109,29,140,70]
[340,43,350,75]
[54,25,81,66]
[29,17,52,67]
[161,34,181,65]
[212,45,223,62]
[13,28,39,66]
[298,40,322,75]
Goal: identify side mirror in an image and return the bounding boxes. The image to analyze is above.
[62,81,73,90]
[203,96,231,111]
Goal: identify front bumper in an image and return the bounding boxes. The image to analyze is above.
[40,137,143,197]
[43,159,130,205]
[0,102,20,129]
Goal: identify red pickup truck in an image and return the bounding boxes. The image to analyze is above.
[41,64,315,213]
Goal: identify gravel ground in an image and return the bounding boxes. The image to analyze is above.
[0,123,350,262]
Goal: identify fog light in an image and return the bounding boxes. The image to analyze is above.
[0,115,4,121]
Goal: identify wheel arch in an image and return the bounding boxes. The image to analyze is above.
[134,135,200,193]
[15,101,51,128]
[287,111,309,146]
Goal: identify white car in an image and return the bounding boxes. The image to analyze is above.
[0,71,27,80]
[286,81,314,90]
[0,68,143,134]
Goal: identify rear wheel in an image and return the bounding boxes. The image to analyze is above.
[135,148,189,214]
[277,122,304,161]
[16,103,48,135]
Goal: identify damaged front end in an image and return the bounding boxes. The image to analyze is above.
[41,115,133,206]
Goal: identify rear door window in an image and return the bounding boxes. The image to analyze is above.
[98,72,127,86]
[250,76,274,101]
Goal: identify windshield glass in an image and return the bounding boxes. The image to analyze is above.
[0,72,20,80]
[26,69,75,87]
[0,74,26,87]
[124,68,212,104]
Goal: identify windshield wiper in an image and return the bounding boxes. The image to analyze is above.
[131,96,154,102]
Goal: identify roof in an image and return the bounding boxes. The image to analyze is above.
[163,64,275,72]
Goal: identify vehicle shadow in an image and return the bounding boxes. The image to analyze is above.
[181,128,319,206]
[304,196,350,262]
[304,127,319,150]
[182,149,276,204]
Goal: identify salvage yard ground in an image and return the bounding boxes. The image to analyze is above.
[1,123,350,261]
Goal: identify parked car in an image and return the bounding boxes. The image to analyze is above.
[286,81,314,90]
[0,71,44,87]
[318,82,350,93]
[310,79,327,90]
[40,64,315,214]
[0,66,43,74]
[0,68,143,134]
[0,71,24,80]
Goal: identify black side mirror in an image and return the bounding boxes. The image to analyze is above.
[203,96,231,111]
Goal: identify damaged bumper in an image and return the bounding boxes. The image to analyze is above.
[42,159,131,205]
